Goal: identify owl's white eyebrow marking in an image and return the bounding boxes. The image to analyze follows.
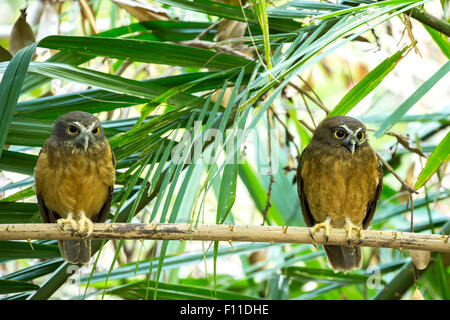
[340,124,354,135]
[72,121,83,129]
[73,121,98,132]
[86,122,98,131]
[339,125,366,143]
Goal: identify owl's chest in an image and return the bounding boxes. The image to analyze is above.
[35,146,115,218]
[301,147,379,227]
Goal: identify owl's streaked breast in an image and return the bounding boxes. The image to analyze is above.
[300,144,379,228]
[34,140,115,219]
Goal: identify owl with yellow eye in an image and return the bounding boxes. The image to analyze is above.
[34,111,115,264]
[297,116,383,272]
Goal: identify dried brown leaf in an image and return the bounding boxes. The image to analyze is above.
[113,0,170,21]
[0,45,12,62]
[215,20,247,46]
[249,250,267,271]
[410,249,430,270]
[9,9,36,55]
[411,287,425,300]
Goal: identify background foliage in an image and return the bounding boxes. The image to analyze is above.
[0,0,448,300]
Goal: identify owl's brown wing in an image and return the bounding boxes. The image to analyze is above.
[90,185,113,223]
[36,194,61,223]
[296,152,316,227]
[35,145,62,223]
[362,161,383,229]
[91,149,115,223]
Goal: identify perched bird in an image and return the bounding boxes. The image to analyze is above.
[34,111,115,264]
[297,116,382,272]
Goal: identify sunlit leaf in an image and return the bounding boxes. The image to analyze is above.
[414,131,450,189]
[328,44,412,117]
[375,60,450,137]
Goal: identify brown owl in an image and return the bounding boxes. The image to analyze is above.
[297,116,383,272]
[34,111,115,264]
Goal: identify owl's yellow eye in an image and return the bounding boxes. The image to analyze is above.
[67,125,79,135]
[92,126,100,135]
[357,131,364,141]
[334,129,346,139]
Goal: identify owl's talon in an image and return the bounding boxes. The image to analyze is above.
[345,217,364,246]
[309,230,315,241]
[57,213,77,233]
[77,213,94,238]
[310,217,332,244]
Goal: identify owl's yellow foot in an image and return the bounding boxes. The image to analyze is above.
[345,217,364,245]
[57,213,78,233]
[76,212,94,238]
[310,217,332,243]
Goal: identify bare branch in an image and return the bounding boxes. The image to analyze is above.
[296,117,315,134]
[377,153,418,194]
[195,19,224,40]
[177,39,251,59]
[269,106,301,157]
[1,223,448,252]
[387,131,427,158]
[408,8,450,38]
[288,81,330,115]
[262,109,274,225]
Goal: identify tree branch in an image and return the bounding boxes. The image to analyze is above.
[387,131,427,158]
[177,39,251,59]
[1,223,449,252]
[195,19,224,40]
[377,153,418,194]
[374,221,450,299]
[261,109,275,225]
[408,8,450,37]
[288,82,330,115]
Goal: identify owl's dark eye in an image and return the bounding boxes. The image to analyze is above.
[92,126,100,135]
[357,131,364,141]
[334,129,346,139]
[67,125,79,135]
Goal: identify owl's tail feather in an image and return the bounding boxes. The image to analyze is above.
[58,240,91,264]
[323,245,362,272]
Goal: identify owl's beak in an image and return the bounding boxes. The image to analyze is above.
[76,132,89,151]
[343,136,357,154]
[82,135,89,151]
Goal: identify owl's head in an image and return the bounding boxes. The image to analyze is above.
[52,111,106,151]
[312,116,368,154]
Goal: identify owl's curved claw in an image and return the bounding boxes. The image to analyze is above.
[77,212,94,238]
[345,217,364,246]
[310,217,332,244]
[309,230,315,241]
[57,213,77,233]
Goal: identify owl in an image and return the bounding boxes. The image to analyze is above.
[34,111,115,264]
[297,116,383,271]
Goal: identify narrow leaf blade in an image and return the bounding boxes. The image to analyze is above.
[414,131,450,189]
[328,44,411,117]
[376,60,450,137]
[0,43,37,157]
